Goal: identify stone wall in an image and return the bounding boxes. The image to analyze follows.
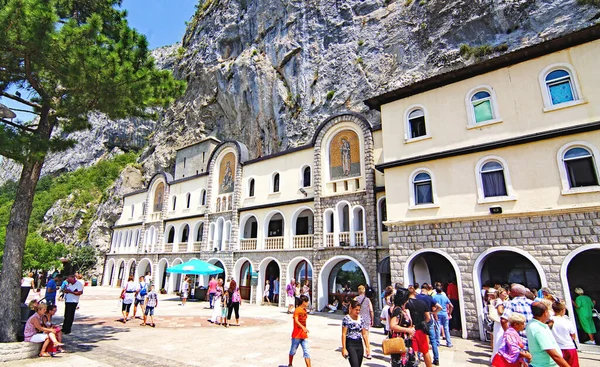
[388,209,600,338]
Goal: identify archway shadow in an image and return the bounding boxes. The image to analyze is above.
[465,341,492,364]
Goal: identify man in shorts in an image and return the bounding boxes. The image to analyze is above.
[289,295,312,367]
[132,276,147,319]
[406,286,433,367]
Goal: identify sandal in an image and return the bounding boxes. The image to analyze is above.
[140,323,146,326]
[39,352,51,357]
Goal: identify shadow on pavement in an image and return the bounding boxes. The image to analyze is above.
[61,316,130,353]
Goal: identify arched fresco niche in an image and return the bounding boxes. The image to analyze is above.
[219,152,236,194]
[153,182,165,212]
[329,130,361,180]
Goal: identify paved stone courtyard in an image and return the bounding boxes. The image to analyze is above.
[9,286,600,366]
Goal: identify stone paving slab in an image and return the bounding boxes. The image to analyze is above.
[10,286,600,366]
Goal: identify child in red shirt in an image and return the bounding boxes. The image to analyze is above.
[289,295,312,367]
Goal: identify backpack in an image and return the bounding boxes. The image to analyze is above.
[139,283,147,297]
[365,285,375,299]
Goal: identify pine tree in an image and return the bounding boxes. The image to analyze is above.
[0,0,186,341]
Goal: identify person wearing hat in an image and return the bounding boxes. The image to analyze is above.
[572,287,596,345]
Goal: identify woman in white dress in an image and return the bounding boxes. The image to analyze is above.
[491,288,509,359]
[262,280,270,305]
[210,279,224,324]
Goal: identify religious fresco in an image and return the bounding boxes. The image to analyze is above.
[153,182,164,212]
[329,130,361,180]
[219,152,236,194]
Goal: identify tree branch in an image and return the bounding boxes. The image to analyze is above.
[0,91,42,109]
[0,118,35,133]
[7,107,40,115]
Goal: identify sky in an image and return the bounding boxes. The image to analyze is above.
[1,0,197,122]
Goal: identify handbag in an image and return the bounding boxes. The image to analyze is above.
[383,336,406,355]
[488,303,500,323]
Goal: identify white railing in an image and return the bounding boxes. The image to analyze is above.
[265,237,284,250]
[193,242,202,252]
[149,212,161,222]
[339,232,351,246]
[355,231,364,246]
[325,234,334,247]
[164,243,173,253]
[240,239,257,251]
[293,235,314,249]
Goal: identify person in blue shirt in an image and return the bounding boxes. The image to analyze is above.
[432,286,454,348]
[45,275,61,307]
[417,283,442,365]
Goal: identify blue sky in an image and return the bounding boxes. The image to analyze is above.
[1,0,196,122]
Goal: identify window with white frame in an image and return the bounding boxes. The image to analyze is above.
[539,64,583,110]
[413,172,433,205]
[563,147,599,188]
[273,173,280,193]
[466,86,500,127]
[406,107,427,140]
[248,178,255,197]
[480,161,507,197]
[302,166,311,187]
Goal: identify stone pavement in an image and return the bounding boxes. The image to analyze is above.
[9,286,600,366]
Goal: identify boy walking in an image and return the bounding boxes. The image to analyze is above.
[551,302,579,367]
[289,295,311,367]
[142,285,158,327]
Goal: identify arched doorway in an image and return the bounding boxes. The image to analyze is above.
[473,247,546,341]
[258,259,281,304]
[287,257,314,303]
[562,245,600,345]
[127,260,137,279]
[404,250,467,338]
[104,259,115,286]
[157,259,169,292]
[318,256,369,311]
[136,258,152,280]
[378,256,391,308]
[170,258,183,292]
[117,260,125,287]
[239,260,253,301]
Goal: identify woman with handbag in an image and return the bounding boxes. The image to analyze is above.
[341,299,371,366]
[387,288,417,367]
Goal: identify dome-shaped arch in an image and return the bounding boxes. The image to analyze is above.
[257,257,282,305]
[136,258,153,280]
[317,255,370,311]
[103,258,116,286]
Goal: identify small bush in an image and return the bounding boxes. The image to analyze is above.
[356,56,363,64]
[326,90,335,100]
[252,49,258,56]
[358,40,364,47]
[459,43,507,59]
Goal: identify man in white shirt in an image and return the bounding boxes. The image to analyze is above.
[62,274,84,334]
[144,271,152,286]
[132,276,147,319]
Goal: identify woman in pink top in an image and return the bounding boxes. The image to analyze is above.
[24,304,63,357]
[492,313,532,367]
[208,276,218,309]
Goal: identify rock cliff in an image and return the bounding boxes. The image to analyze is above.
[141,0,600,175]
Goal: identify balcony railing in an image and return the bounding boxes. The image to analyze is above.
[325,233,334,247]
[149,212,161,222]
[339,232,351,245]
[293,234,314,249]
[355,231,364,246]
[193,242,202,252]
[240,239,257,251]
[164,243,173,253]
[265,237,284,250]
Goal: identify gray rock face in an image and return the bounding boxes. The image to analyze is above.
[141,0,599,173]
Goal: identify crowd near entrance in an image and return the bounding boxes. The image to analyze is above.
[318,257,369,309]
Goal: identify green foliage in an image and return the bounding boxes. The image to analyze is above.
[357,40,364,47]
[0,0,187,162]
[459,43,509,59]
[22,234,67,272]
[69,245,97,276]
[326,90,335,100]
[252,49,258,56]
[0,153,138,269]
[405,0,413,6]
[176,47,186,60]
[356,56,364,64]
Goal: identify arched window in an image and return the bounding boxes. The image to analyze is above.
[379,198,387,232]
[196,223,204,242]
[545,69,575,105]
[539,64,583,110]
[181,224,189,243]
[248,178,255,197]
[216,198,221,212]
[273,173,280,193]
[302,167,311,187]
[171,196,177,211]
[185,193,191,209]
[407,108,427,139]
[201,190,207,206]
[466,86,500,127]
[130,204,135,217]
[563,147,598,188]
[480,161,507,197]
[413,172,433,205]
[167,227,175,244]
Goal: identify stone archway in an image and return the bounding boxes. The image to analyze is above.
[258,258,281,305]
[157,258,169,292]
[404,249,468,339]
[318,256,369,312]
[473,247,547,341]
[136,258,153,280]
